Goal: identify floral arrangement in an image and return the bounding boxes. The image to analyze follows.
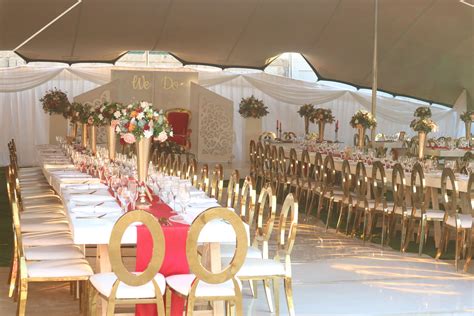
[64,102,82,123]
[114,101,173,144]
[297,104,315,118]
[410,117,438,133]
[305,132,318,141]
[75,103,93,125]
[350,110,377,129]
[40,88,71,116]
[98,102,124,124]
[414,106,432,118]
[460,111,474,123]
[238,95,269,119]
[310,108,335,124]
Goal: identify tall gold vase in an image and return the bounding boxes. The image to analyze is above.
[304,116,310,135]
[418,131,426,160]
[71,122,78,138]
[318,122,325,142]
[107,125,116,161]
[135,137,152,209]
[81,123,88,148]
[90,125,97,155]
[465,121,472,147]
[357,126,366,148]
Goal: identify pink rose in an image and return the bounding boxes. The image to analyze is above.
[156,131,168,143]
[111,120,119,128]
[122,133,136,144]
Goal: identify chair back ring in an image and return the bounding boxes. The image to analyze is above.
[187,208,248,284]
[441,168,459,216]
[278,193,299,256]
[410,162,425,208]
[109,210,165,287]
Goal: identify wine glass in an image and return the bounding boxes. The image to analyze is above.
[128,180,139,210]
[119,188,131,213]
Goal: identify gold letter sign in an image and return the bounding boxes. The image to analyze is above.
[132,75,151,90]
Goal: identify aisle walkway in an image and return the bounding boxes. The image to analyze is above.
[1,218,473,315]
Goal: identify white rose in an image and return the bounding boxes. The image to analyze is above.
[114,111,121,118]
[115,126,121,133]
[140,101,149,109]
[127,104,133,109]
[122,109,127,115]
[98,114,104,121]
[137,112,144,120]
[169,130,174,137]
[100,106,105,112]
[144,130,153,138]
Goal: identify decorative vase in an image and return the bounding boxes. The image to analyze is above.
[81,123,88,148]
[243,117,262,162]
[418,131,426,160]
[90,125,97,155]
[318,122,325,142]
[304,116,310,135]
[135,137,152,209]
[357,125,366,148]
[465,121,472,147]
[71,122,78,138]
[107,124,116,161]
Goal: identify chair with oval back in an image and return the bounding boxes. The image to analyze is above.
[389,163,410,251]
[463,173,474,272]
[224,169,240,208]
[317,154,344,229]
[89,210,166,315]
[336,159,356,234]
[255,142,266,188]
[228,193,298,316]
[407,163,444,255]
[165,208,248,315]
[436,168,473,271]
[349,162,371,239]
[259,131,277,144]
[180,160,188,180]
[197,164,209,191]
[249,140,257,169]
[305,152,324,217]
[186,159,198,186]
[208,164,224,201]
[366,161,393,245]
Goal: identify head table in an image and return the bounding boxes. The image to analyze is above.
[36,144,248,316]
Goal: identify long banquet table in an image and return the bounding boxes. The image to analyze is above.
[36,145,248,316]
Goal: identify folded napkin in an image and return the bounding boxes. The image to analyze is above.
[70,201,122,214]
[63,183,108,191]
[65,190,116,203]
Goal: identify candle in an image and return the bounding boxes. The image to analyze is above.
[277,120,279,131]
[335,120,339,132]
[279,122,282,131]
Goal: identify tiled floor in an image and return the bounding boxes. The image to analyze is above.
[1,217,473,315]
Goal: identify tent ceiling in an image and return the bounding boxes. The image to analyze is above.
[1,0,473,107]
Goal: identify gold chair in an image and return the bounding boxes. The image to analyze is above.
[186,158,198,186]
[436,168,473,271]
[389,163,410,251]
[197,164,209,191]
[227,193,298,316]
[317,154,344,229]
[224,170,240,208]
[336,159,356,234]
[89,210,166,315]
[11,199,93,316]
[305,152,324,218]
[350,162,370,239]
[463,173,474,272]
[165,208,248,315]
[407,163,445,255]
[208,164,224,201]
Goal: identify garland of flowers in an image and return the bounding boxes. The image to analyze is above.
[115,101,173,144]
[350,110,377,129]
[238,95,269,119]
[460,111,474,123]
[414,106,432,118]
[297,104,315,118]
[310,108,335,123]
[40,88,71,116]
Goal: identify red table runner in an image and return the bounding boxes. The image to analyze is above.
[135,196,190,316]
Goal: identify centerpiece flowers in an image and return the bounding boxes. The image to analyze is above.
[115,101,173,209]
[350,110,377,148]
[97,102,124,160]
[238,95,269,119]
[74,103,93,148]
[298,104,315,135]
[410,106,437,159]
[311,108,335,142]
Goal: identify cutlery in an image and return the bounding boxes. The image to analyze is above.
[76,213,107,219]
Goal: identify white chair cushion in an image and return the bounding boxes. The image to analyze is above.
[25,245,84,261]
[27,258,93,278]
[446,214,473,229]
[22,231,74,246]
[90,272,166,299]
[22,200,63,209]
[20,211,66,220]
[166,274,240,297]
[220,244,262,259]
[425,209,445,220]
[20,218,70,233]
[223,258,285,278]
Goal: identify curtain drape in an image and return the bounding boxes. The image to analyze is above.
[0,65,463,165]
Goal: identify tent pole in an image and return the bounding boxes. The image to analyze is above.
[370,0,378,146]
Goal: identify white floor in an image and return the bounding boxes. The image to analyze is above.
[1,219,473,315]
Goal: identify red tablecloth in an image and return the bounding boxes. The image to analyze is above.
[135,197,190,316]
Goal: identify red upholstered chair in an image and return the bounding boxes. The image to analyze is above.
[165,108,192,149]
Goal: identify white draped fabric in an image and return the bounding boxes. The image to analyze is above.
[0,65,464,165]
